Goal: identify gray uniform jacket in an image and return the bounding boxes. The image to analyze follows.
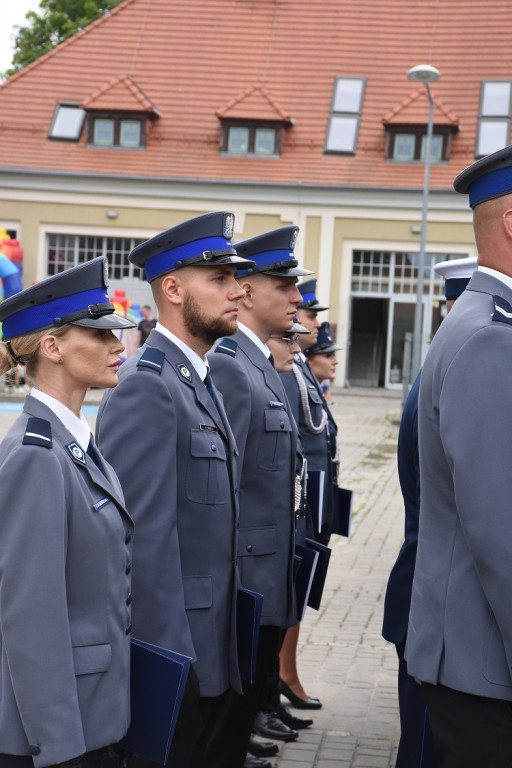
[96,329,241,698]
[208,329,297,628]
[281,357,336,528]
[0,396,133,767]
[407,270,512,700]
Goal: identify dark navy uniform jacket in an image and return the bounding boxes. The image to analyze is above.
[281,356,338,530]
[382,372,421,646]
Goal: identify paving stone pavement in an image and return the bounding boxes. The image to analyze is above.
[0,386,406,768]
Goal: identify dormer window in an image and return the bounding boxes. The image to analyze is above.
[86,112,146,149]
[222,121,281,156]
[476,81,512,157]
[386,126,453,163]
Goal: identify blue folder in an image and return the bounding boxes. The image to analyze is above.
[305,537,331,610]
[307,469,325,533]
[120,637,192,765]
[332,486,354,537]
[294,543,319,621]
[237,586,263,683]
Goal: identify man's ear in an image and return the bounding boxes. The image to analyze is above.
[503,207,512,240]
[39,333,64,364]
[238,279,255,309]
[160,273,183,305]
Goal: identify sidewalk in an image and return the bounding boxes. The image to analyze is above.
[270,390,404,768]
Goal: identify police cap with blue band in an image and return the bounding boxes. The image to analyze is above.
[0,256,135,340]
[235,226,313,277]
[129,211,254,282]
[454,144,512,208]
[305,321,342,356]
[297,278,329,311]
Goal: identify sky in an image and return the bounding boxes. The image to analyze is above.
[0,0,43,74]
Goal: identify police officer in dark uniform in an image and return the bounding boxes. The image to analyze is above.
[0,257,134,768]
[96,212,251,768]
[208,226,312,767]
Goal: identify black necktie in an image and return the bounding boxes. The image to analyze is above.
[268,354,275,368]
[87,438,106,476]
[203,370,217,407]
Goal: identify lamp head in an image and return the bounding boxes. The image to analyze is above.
[406,64,441,84]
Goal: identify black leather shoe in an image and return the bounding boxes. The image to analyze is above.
[253,710,298,742]
[243,754,271,768]
[278,679,322,709]
[274,703,313,729]
[248,739,279,757]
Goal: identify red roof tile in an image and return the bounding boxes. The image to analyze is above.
[0,0,511,190]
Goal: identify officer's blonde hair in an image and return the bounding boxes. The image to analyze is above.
[0,326,70,378]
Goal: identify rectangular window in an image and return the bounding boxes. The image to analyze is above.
[223,124,279,156]
[394,134,415,161]
[120,120,141,147]
[94,119,115,146]
[227,126,250,154]
[476,81,512,157]
[254,127,275,155]
[87,114,146,149]
[46,234,145,279]
[48,103,86,141]
[351,251,467,296]
[325,77,365,155]
[388,128,449,163]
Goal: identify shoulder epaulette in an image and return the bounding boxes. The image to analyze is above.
[137,347,165,374]
[215,337,238,357]
[492,295,512,325]
[22,417,52,448]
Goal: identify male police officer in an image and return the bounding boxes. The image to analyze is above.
[281,281,338,546]
[407,146,512,766]
[382,256,476,768]
[96,212,253,768]
[208,226,311,767]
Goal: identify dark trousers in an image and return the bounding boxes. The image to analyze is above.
[422,682,512,768]
[130,669,232,768]
[211,625,282,768]
[395,642,436,768]
[0,748,111,768]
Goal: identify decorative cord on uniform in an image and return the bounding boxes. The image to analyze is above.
[292,363,327,435]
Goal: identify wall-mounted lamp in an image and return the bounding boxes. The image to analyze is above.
[106,209,118,219]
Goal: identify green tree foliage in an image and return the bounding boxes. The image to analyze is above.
[4,0,124,78]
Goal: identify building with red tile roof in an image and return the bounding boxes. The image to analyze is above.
[0,0,509,386]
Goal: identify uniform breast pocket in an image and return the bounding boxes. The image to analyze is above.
[257,408,292,471]
[186,429,229,504]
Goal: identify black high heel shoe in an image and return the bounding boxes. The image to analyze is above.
[278,679,322,709]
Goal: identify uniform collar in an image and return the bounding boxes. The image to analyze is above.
[30,388,91,452]
[155,321,208,380]
[237,321,271,359]
[477,265,512,293]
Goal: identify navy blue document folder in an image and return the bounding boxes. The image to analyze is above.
[294,543,319,620]
[237,586,263,683]
[120,638,192,765]
[332,486,354,537]
[305,537,331,610]
[306,469,325,533]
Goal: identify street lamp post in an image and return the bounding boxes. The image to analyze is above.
[407,64,441,382]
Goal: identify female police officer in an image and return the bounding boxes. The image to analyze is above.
[0,257,134,768]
